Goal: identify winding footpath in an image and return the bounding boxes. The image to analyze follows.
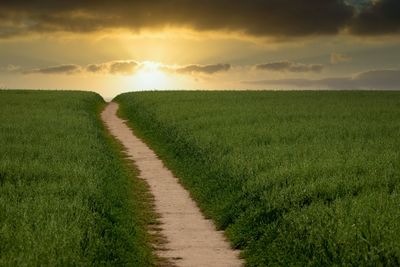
[101,102,243,267]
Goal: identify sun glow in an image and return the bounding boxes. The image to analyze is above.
[118,60,195,93]
[132,61,169,89]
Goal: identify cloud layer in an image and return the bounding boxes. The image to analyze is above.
[165,64,231,75]
[14,61,231,76]
[243,69,400,90]
[86,61,139,75]
[256,61,324,73]
[0,0,399,39]
[23,64,82,75]
[22,61,140,75]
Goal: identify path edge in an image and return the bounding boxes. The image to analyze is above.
[100,102,174,267]
[113,101,244,262]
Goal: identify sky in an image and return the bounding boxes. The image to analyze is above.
[0,0,399,99]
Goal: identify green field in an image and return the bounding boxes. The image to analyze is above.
[0,91,154,266]
[116,91,400,266]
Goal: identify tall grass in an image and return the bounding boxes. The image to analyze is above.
[116,91,400,266]
[0,90,154,266]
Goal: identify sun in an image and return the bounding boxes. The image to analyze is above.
[133,61,169,89]
[121,60,187,91]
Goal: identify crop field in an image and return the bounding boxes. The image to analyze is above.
[0,91,154,265]
[116,91,400,266]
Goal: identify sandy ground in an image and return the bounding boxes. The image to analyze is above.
[102,103,243,267]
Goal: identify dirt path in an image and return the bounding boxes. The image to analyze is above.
[101,103,243,267]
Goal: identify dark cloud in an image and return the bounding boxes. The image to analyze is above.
[0,0,357,38]
[350,0,400,35]
[167,64,231,75]
[2,1,399,38]
[23,64,82,74]
[243,69,400,90]
[86,64,108,73]
[20,61,138,75]
[256,61,324,73]
[109,61,139,75]
[345,0,372,11]
[86,60,139,75]
[21,61,139,75]
[355,69,400,88]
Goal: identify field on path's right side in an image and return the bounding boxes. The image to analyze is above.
[116,91,400,266]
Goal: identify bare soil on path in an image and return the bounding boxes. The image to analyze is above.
[101,102,243,267]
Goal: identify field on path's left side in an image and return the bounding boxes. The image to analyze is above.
[0,90,154,266]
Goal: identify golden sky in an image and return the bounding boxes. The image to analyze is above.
[0,0,399,98]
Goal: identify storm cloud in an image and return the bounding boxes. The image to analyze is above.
[350,0,400,35]
[1,0,397,39]
[256,61,324,73]
[243,69,400,90]
[1,0,398,38]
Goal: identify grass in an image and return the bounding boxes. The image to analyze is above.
[115,91,400,266]
[0,90,155,266]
